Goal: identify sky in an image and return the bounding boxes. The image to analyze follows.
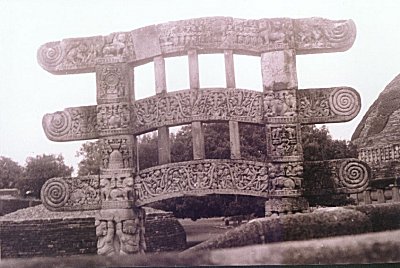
[1,0,400,173]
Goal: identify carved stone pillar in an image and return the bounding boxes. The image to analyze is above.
[95,63,145,255]
[261,49,308,216]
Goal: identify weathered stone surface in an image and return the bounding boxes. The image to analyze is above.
[298,87,361,124]
[184,207,371,253]
[206,229,400,265]
[38,16,361,254]
[184,203,400,253]
[0,205,186,258]
[303,158,370,196]
[37,17,356,74]
[43,87,361,141]
[352,74,400,180]
[131,159,303,206]
[350,203,400,232]
[1,229,400,266]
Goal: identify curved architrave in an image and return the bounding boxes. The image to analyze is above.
[135,189,270,207]
[298,87,361,124]
[133,88,263,134]
[37,17,356,74]
[303,158,371,196]
[42,87,361,141]
[134,159,304,206]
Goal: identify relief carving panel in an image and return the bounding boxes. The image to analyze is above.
[294,18,356,54]
[267,124,302,161]
[100,136,134,171]
[41,87,360,142]
[38,17,356,74]
[134,159,304,205]
[100,172,134,209]
[264,90,297,123]
[96,64,131,103]
[158,17,294,54]
[298,87,360,124]
[96,208,146,255]
[42,106,98,141]
[38,33,135,74]
[133,88,263,133]
[41,176,101,211]
[97,103,132,136]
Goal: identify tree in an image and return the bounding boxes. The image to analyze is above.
[76,140,101,176]
[0,156,24,189]
[21,154,73,198]
[301,125,357,161]
[75,123,358,217]
[137,132,159,170]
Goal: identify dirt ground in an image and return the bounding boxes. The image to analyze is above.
[178,217,239,248]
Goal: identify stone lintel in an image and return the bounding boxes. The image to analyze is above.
[43,87,360,142]
[298,87,361,124]
[41,159,305,211]
[303,158,371,196]
[37,17,356,74]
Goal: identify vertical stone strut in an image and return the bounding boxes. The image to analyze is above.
[262,50,308,215]
[96,63,145,255]
[189,50,206,160]
[225,50,241,160]
[37,17,360,255]
[154,56,171,165]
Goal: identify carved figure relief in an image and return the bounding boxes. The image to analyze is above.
[116,212,146,255]
[100,173,134,202]
[134,160,303,205]
[41,176,100,211]
[269,125,301,158]
[42,106,98,141]
[158,17,293,54]
[298,87,360,124]
[38,17,356,74]
[294,18,356,52]
[264,90,297,118]
[96,208,146,256]
[133,88,263,133]
[96,220,116,256]
[38,33,135,73]
[100,137,134,170]
[97,103,131,134]
[97,64,129,103]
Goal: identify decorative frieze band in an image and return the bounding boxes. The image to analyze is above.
[43,87,360,141]
[135,159,304,205]
[41,158,369,211]
[38,17,356,74]
[358,144,400,164]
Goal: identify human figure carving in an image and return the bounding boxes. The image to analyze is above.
[96,220,115,256]
[116,219,140,255]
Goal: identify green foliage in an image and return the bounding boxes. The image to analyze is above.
[75,123,358,218]
[0,156,24,189]
[138,131,159,170]
[20,154,73,198]
[76,140,101,176]
[302,125,357,161]
[150,195,265,221]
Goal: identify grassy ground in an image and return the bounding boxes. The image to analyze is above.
[179,217,239,248]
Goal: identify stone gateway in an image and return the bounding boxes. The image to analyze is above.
[38,17,368,255]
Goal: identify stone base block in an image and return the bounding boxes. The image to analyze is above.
[265,197,309,216]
